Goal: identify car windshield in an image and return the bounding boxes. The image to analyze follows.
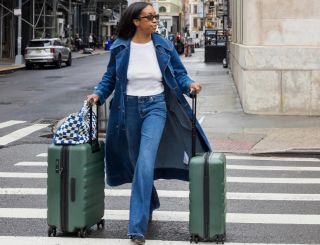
[28,40,51,47]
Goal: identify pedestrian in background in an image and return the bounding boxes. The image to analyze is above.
[86,2,210,244]
[88,33,94,49]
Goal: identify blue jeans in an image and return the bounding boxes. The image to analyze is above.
[125,92,167,238]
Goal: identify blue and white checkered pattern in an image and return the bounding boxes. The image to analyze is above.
[53,101,97,145]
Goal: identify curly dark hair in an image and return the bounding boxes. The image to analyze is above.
[117,2,152,39]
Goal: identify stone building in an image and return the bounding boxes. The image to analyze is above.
[229,0,320,115]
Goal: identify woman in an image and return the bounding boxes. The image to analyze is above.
[87,2,211,244]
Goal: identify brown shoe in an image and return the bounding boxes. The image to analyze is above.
[131,236,145,245]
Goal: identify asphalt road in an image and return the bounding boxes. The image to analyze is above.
[0,54,320,244]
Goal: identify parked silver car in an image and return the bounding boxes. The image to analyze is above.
[24,38,72,69]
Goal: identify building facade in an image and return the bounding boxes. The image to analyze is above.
[0,0,127,61]
[157,0,183,35]
[229,0,320,115]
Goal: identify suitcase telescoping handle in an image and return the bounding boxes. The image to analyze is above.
[89,103,100,153]
[191,90,197,157]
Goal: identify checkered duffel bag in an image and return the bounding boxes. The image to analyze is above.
[53,101,97,145]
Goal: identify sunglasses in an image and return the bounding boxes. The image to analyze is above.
[137,14,159,21]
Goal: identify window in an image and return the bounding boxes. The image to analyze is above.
[193,18,198,28]
[194,5,197,14]
[159,6,166,13]
[28,40,51,47]
[54,40,61,46]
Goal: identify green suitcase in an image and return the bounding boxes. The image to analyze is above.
[47,142,105,237]
[47,105,105,237]
[189,152,226,243]
[189,93,226,243]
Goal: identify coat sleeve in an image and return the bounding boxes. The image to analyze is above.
[94,47,118,105]
[169,43,195,95]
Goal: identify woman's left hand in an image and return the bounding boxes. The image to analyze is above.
[189,83,202,95]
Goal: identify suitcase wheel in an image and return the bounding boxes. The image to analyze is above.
[48,226,56,237]
[97,219,105,229]
[190,234,199,243]
[78,228,88,238]
[216,233,226,244]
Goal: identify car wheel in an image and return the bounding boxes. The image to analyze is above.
[66,54,72,66]
[55,55,62,69]
[25,63,33,70]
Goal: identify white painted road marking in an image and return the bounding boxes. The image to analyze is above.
[1,172,320,184]
[0,124,49,146]
[16,162,320,171]
[0,236,314,245]
[226,155,320,162]
[1,208,320,224]
[1,188,320,201]
[0,172,47,178]
[228,177,320,184]
[0,120,26,129]
[34,153,320,162]
[227,165,320,171]
[36,153,47,157]
[15,161,47,166]
[198,116,205,125]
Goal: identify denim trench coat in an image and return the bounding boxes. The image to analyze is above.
[95,33,211,186]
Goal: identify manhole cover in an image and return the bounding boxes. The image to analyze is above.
[45,76,63,79]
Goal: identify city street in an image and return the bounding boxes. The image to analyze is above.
[0,53,320,244]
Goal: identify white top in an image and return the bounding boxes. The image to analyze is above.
[127,40,164,96]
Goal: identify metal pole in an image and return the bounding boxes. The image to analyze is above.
[43,0,46,37]
[15,0,24,64]
[0,0,3,60]
[68,0,72,46]
[32,0,35,38]
[52,0,57,38]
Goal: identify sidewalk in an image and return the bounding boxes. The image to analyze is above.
[0,48,108,74]
[182,48,320,155]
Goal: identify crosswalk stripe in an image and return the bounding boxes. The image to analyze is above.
[36,153,47,157]
[35,153,320,163]
[15,161,47,166]
[227,165,320,171]
[0,120,26,129]
[1,208,320,224]
[1,188,320,201]
[0,236,313,245]
[0,124,50,146]
[17,162,320,172]
[1,172,320,184]
[0,172,47,178]
[228,177,320,184]
[226,155,320,162]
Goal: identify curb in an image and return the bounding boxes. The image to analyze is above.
[71,50,109,60]
[0,65,25,74]
[0,50,109,74]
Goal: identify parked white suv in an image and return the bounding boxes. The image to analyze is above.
[24,38,72,69]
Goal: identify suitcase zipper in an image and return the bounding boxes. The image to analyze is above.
[60,145,69,232]
[203,152,210,240]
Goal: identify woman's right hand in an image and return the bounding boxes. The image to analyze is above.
[86,94,100,104]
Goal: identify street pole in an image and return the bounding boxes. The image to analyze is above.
[32,0,35,38]
[0,0,3,60]
[15,0,23,65]
[69,0,72,47]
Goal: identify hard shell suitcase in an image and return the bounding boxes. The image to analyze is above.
[189,93,226,243]
[47,105,105,237]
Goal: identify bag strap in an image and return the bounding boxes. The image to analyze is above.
[191,91,197,157]
[89,103,100,152]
